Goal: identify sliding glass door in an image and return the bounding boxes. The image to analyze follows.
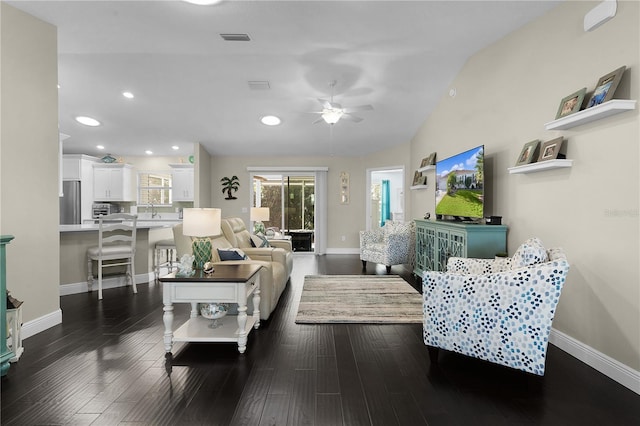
[253,174,316,252]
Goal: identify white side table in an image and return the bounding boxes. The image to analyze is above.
[160,263,261,354]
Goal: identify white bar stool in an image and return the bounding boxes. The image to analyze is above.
[155,239,176,281]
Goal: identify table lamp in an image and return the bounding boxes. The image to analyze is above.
[183,208,221,270]
[250,207,269,235]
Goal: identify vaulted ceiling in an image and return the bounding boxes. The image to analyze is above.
[9,0,560,157]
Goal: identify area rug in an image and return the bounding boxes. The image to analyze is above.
[295,275,423,324]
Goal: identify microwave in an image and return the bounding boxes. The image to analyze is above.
[92,203,119,218]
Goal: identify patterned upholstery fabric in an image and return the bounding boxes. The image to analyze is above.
[510,237,548,269]
[359,220,416,270]
[423,239,569,376]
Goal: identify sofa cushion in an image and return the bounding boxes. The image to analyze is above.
[511,237,548,269]
[217,248,247,261]
[250,234,271,248]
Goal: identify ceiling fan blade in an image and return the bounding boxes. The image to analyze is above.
[341,113,363,123]
[317,98,332,109]
[342,104,373,113]
[312,116,326,124]
[317,98,342,109]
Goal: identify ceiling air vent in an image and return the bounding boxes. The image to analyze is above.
[248,81,270,90]
[220,33,251,41]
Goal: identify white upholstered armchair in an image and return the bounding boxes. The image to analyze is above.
[422,237,570,376]
[359,220,415,273]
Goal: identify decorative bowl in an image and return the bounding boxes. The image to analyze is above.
[199,303,228,328]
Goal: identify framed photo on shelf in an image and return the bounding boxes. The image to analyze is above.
[538,137,564,162]
[420,152,436,168]
[555,88,586,119]
[586,66,626,108]
[412,171,423,185]
[515,140,540,166]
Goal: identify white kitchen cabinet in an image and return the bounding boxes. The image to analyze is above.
[169,164,194,202]
[93,164,134,201]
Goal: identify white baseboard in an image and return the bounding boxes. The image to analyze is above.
[60,272,155,296]
[22,309,62,340]
[550,328,640,395]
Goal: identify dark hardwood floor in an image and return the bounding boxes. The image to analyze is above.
[2,254,639,425]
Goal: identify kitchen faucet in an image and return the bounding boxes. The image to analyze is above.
[150,200,158,218]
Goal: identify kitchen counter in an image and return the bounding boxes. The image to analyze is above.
[60,220,181,233]
[60,221,177,295]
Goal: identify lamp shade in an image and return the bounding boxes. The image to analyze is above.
[250,207,270,222]
[183,208,221,237]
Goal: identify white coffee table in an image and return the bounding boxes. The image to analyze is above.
[160,263,261,354]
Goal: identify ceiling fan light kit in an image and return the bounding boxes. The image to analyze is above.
[321,109,344,124]
[314,81,372,125]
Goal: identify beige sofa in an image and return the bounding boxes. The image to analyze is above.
[172,217,292,320]
[222,217,294,276]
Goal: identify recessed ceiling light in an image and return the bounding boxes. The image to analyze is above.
[261,115,281,126]
[172,145,180,150]
[96,145,105,150]
[75,116,101,126]
[183,0,223,5]
[145,150,153,155]
[122,91,134,99]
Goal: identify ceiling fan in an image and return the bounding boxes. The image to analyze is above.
[313,81,373,125]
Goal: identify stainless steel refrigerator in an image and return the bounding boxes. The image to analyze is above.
[60,180,81,224]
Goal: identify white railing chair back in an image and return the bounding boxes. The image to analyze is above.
[87,213,138,300]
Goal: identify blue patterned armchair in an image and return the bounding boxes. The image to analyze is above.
[360,220,415,273]
[422,237,570,375]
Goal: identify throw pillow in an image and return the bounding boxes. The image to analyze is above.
[217,248,248,261]
[491,256,512,273]
[250,234,271,248]
[510,237,548,269]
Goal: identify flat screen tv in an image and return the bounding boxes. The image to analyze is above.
[435,145,484,220]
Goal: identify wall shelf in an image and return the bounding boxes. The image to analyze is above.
[410,184,428,190]
[417,164,435,173]
[508,159,573,174]
[544,99,636,130]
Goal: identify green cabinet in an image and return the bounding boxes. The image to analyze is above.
[1,235,15,376]
[414,220,507,276]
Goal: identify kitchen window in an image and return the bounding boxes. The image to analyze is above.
[138,171,172,206]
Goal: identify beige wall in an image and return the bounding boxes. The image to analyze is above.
[410,1,639,370]
[195,142,212,208]
[208,145,411,249]
[0,4,60,324]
